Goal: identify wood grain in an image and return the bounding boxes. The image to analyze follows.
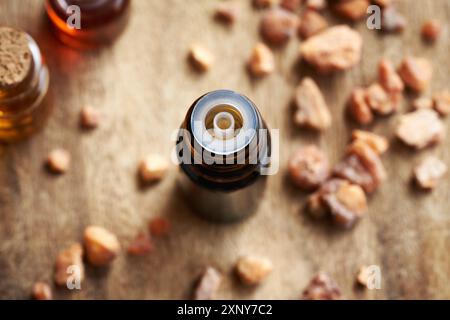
[1,0,450,300]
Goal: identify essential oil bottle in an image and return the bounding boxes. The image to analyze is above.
[177,90,272,223]
[45,0,131,49]
[0,27,51,142]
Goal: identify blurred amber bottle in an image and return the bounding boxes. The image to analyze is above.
[0,27,51,142]
[45,0,131,49]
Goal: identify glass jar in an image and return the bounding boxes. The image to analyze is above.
[0,27,51,142]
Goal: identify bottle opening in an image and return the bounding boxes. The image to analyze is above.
[190,90,258,155]
[213,111,235,139]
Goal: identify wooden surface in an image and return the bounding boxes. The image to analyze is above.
[1,0,450,300]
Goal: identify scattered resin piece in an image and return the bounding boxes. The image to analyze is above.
[149,217,171,237]
[396,109,444,149]
[421,19,442,42]
[378,59,404,94]
[248,43,275,77]
[347,140,387,185]
[349,88,374,125]
[414,156,447,190]
[302,272,342,300]
[84,226,121,267]
[332,0,370,21]
[139,154,169,184]
[215,2,239,25]
[80,105,101,129]
[235,256,273,286]
[260,8,300,46]
[54,243,84,287]
[294,77,331,130]
[299,10,328,39]
[300,26,363,73]
[193,267,222,300]
[351,130,389,155]
[46,149,71,174]
[356,265,371,288]
[307,179,368,228]
[127,232,153,256]
[365,83,396,115]
[31,282,53,300]
[433,91,450,117]
[381,5,406,33]
[188,45,214,72]
[289,145,330,191]
[398,56,433,92]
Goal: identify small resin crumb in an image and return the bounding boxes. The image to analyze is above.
[84,226,121,267]
[46,149,71,174]
[298,10,328,39]
[149,216,171,237]
[346,140,387,184]
[365,83,396,115]
[127,231,153,256]
[381,5,406,33]
[332,0,370,21]
[421,19,442,42]
[247,42,275,77]
[188,45,214,72]
[289,145,330,191]
[293,77,331,131]
[348,88,374,125]
[378,58,404,94]
[302,272,341,300]
[300,25,363,73]
[356,265,370,288]
[193,267,222,300]
[396,109,444,149]
[31,282,53,300]
[433,91,450,117]
[334,140,386,194]
[414,156,447,190]
[80,105,101,129]
[398,56,433,92]
[260,8,300,46]
[307,179,368,228]
[235,255,273,286]
[351,130,389,155]
[139,154,169,184]
[324,179,368,228]
[215,2,239,25]
[54,243,84,287]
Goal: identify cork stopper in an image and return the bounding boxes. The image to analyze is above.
[0,27,33,90]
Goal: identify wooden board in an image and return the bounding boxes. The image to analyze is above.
[1,0,450,300]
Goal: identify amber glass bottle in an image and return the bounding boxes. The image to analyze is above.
[45,0,131,49]
[177,90,272,223]
[0,27,51,142]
